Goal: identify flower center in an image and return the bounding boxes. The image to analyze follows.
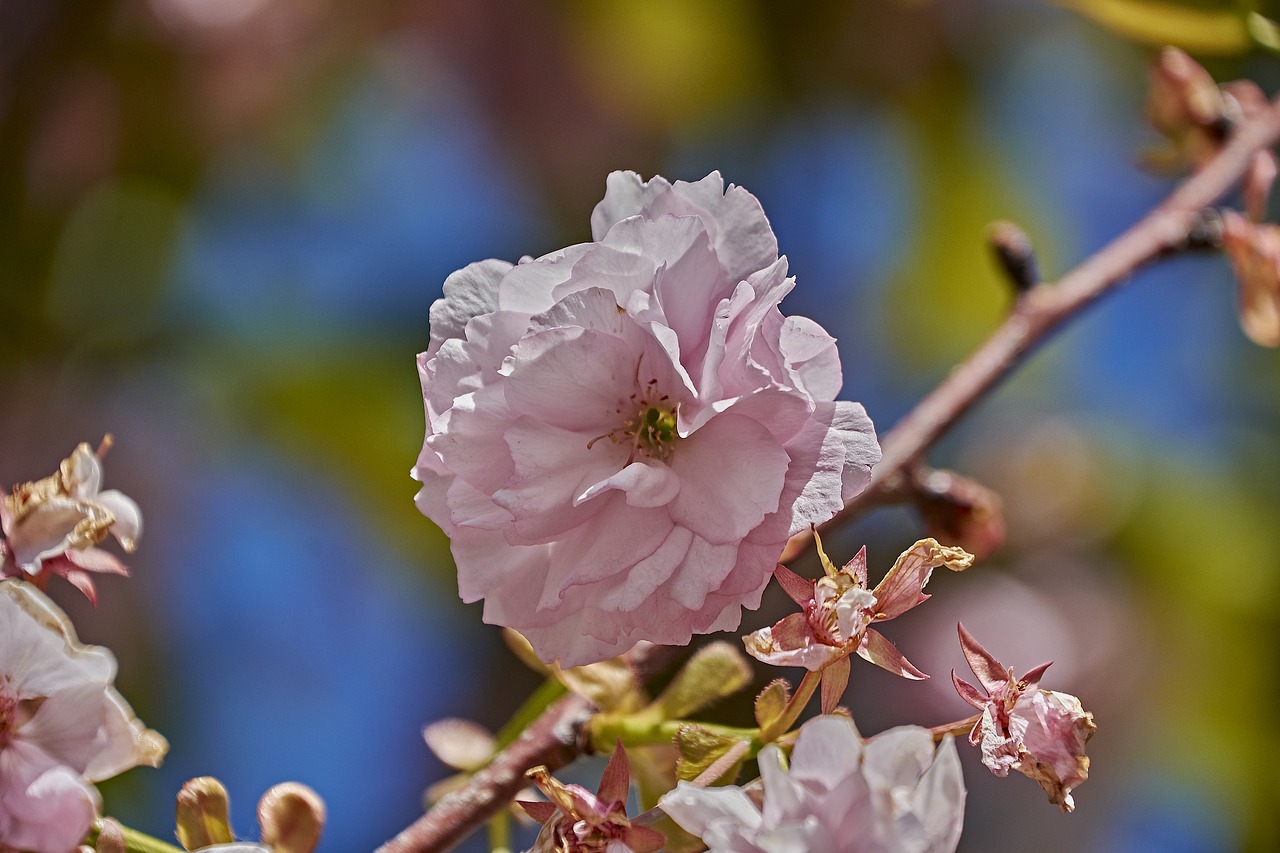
[587,374,681,462]
[0,681,39,745]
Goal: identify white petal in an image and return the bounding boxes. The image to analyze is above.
[658,780,762,838]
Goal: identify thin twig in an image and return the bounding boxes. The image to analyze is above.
[376,645,675,853]
[377,692,592,853]
[782,93,1280,564]
[379,94,1280,853]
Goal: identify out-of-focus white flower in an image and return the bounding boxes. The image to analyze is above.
[413,171,880,666]
[0,580,166,853]
[1,442,141,603]
[952,624,1095,812]
[659,715,965,853]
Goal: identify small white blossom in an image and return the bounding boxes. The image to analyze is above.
[0,580,166,853]
[660,715,964,853]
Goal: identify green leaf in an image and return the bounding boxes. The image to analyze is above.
[647,641,752,720]
[753,678,791,732]
[555,657,644,714]
[674,725,747,783]
[1058,0,1253,53]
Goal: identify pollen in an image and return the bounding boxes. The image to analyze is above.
[586,372,681,462]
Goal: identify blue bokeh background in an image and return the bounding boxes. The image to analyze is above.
[1,1,1278,850]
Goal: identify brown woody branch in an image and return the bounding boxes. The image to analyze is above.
[378,94,1280,853]
[780,92,1280,564]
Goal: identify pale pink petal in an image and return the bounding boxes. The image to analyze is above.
[589,171,671,241]
[94,490,141,551]
[856,627,930,680]
[6,500,87,571]
[778,315,843,402]
[494,418,621,544]
[501,327,642,432]
[659,781,763,839]
[426,259,511,359]
[669,414,790,544]
[61,445,103,500]
[576,460,680,509]
[595,525,692,612]
[0,742,97,853]
[781,401,880,537]
[910,736,966,852]
[496,243,593,315]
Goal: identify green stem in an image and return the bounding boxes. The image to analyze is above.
[760,670,821,742]
[589,714,761,752]
[494,676,567,750]
[487,810,511,853]
[927,714,982,743]
[86,820,186,853]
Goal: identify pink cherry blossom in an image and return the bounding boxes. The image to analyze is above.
[519,743,664,853]
[659,715,965,853]
[413,171,881,666]
[951,624,1096,812]
[1,442,141,604]
[0,580,167,852]
[744,536,972,709]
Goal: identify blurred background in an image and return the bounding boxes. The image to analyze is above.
[2,0,1278,850]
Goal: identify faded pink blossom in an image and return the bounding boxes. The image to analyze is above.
[413,171,881,666]
[952,624,1096,813]
[744,536,972,708]
[659,715,965,853]
[1,442,140,604]
[519,743,664,853]
[0,580,166,852]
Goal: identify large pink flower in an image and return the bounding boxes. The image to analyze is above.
[414,171,880,665]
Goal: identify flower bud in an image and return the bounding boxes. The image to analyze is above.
[257,782,326,853]
[1148,47,1223,136]
[914,468,1006,559]
[94,819,126,853]
[176,777,234,850]
[1222,210,1280,347]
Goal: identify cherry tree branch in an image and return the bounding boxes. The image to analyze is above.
[781,92,1280,563]
[378,95,1280,853]
[376,691,593,853]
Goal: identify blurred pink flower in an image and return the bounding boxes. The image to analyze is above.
[659,715,965,853]
[952,624,1095,812]
[519,743,664,853]
[414,171,880,666]
[1,442,140,604]
[0,581,166,853]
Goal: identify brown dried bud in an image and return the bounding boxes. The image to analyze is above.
[258,782,326,853]
[1148,47,1224,136]
[175,777,234,850]
[913,468,1006,560]
[1222,210,1280,347]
